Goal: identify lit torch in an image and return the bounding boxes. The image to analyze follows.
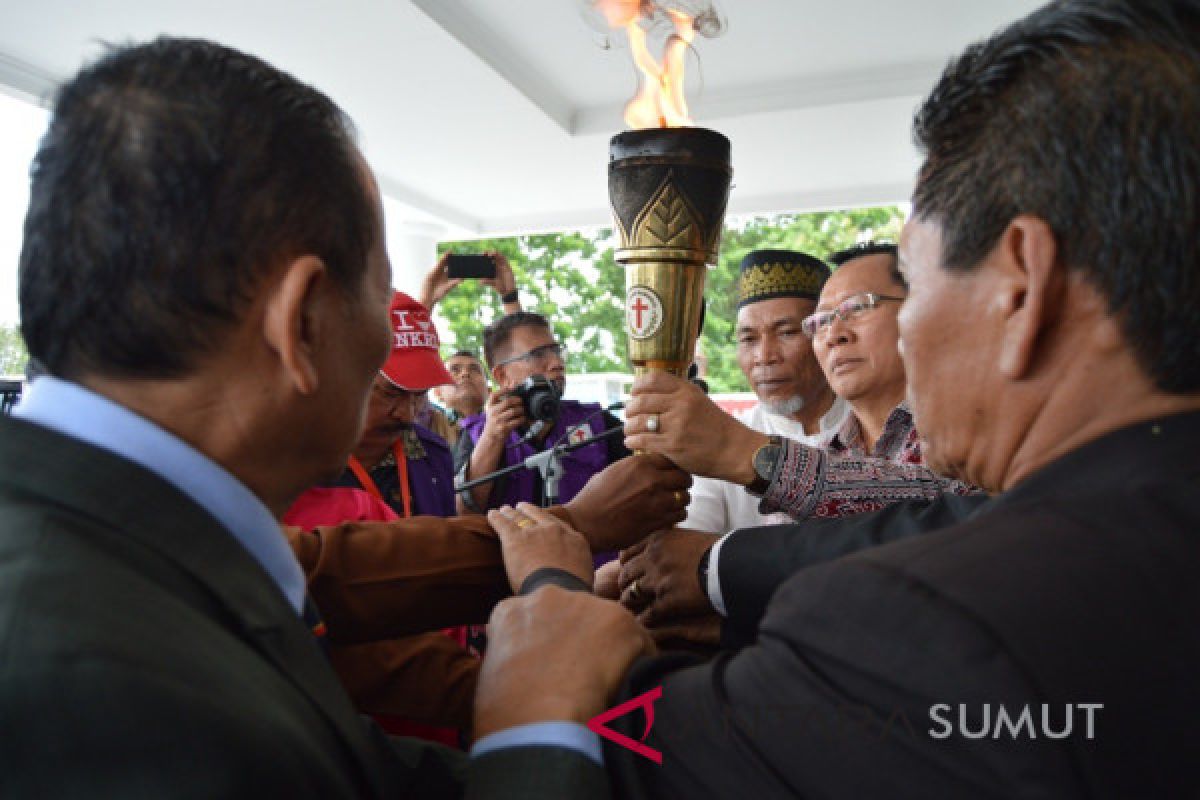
[595,1,731,378]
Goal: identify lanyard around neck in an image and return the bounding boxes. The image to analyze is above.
[346,440,412,517]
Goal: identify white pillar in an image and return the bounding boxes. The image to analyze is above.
[385,214,446,298]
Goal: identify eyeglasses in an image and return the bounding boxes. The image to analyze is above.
[492,342,564,370]
[801,292,906,338]
[372,379,420,409]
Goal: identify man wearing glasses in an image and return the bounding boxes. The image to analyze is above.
[455,312,629,526]
[794,242,980,517]
[324,291,458,519]
[617,243,975,635]
[678,249,848,540]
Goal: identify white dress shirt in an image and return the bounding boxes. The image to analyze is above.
[683,398,849,535]
[686,398,849,616]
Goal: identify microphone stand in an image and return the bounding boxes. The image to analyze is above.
[457,425,624,508]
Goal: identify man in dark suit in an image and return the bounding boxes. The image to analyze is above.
[613,491,989,647]
[0,37,648,798]
[480,1,1200,796]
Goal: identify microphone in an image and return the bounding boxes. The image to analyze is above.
[518,419,547,445]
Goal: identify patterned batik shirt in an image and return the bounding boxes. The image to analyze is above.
[760,404,981,520]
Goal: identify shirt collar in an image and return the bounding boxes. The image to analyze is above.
[13,376,305,614]
[758,396,849,439]
[829,403,914,455]
[817,397,851,442]
[829,414,863,453]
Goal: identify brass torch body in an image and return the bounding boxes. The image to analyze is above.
[608,128,732,380]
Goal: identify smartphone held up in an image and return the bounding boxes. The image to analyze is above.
[446,253,496,280]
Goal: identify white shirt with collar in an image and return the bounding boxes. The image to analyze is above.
[682,397,849,536]
[691,397,849,617]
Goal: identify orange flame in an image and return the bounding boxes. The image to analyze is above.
[597,2,696,129]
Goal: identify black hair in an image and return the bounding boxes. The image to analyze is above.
[483,311,552,369]
[827,241,904,288]
[19,36,375,379]
[827,241,897,267]
[449,350,482,362]
[912,0,1200,392]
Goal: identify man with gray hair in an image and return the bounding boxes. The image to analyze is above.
[483,0,1200,795]
[681,248,847,535]
[0,36,634,798]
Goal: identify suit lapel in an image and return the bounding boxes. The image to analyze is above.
[0,417,394,796]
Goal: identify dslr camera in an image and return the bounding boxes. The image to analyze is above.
[511,374,561,425]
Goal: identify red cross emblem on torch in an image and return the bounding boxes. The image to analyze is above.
[627,286,663,340]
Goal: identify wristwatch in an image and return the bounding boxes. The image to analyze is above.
[745,434,784,497]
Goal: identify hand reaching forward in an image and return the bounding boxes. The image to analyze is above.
[564,453,692,551]
[624,371,769,483]
[487,503,593,593]
[474,586,655,738]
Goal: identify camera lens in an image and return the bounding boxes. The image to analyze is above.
[533,394,556,419]
[516,375,560,423]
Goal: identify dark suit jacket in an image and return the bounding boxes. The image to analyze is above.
[720,492,990,645]
[0,416,607,798]
[605,412,1200,798]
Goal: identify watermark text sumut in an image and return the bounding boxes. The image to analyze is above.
[706,702,1104,745]
[588,690,1103,766]
[929,703,1102,740]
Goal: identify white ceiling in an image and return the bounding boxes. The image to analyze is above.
[0,0,1043,240]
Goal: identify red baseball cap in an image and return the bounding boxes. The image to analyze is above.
[379,291,453,391]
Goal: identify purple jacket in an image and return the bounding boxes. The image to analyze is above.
[459,400,614,510]
[334,423,456,518]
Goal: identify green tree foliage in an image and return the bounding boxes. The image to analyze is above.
[0,322,29,377]
[436,206,904,391]
[701,207,905,392]
[435,232,627,372]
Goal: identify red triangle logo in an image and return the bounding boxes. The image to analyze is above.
[586,685,663,764]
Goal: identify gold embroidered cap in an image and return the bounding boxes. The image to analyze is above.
[735,249,831,309]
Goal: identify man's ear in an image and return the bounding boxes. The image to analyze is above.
[263,255,328,396]
[995,215,1063,380]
